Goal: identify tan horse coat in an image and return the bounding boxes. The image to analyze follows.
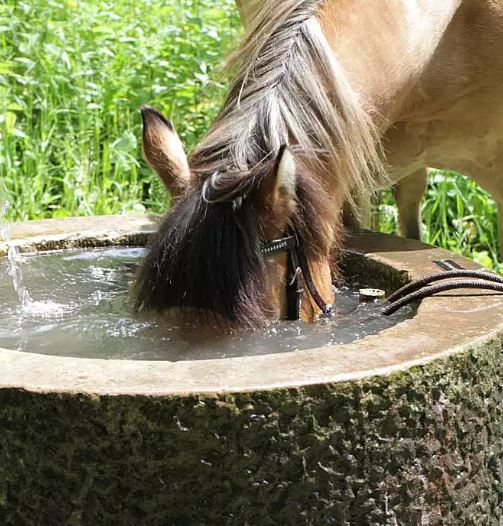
[237,0,503,258]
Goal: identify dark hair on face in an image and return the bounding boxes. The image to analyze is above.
[134,186,269,327]
[134,160,337,328]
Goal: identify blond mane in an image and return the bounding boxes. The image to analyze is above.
[190,0,384,204]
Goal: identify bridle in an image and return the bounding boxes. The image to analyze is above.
[262,233,503,320]
[261,229,334,321]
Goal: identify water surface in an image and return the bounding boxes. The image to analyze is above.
[0,247,411,360]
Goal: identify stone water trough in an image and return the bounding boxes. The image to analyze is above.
[0,215,502,525]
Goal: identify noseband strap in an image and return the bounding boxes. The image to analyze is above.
[261,230,334,320]
[261,235,298,256]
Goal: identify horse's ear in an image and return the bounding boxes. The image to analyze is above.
[254,145,297,232]
[141,106,190,198]
[264,145,297,210]
[274,145,297,203]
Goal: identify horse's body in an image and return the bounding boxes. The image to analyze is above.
[240,0,503,254]
[382,0,503,253]
[137,0,503,325]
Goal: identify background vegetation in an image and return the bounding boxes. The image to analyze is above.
[0,0,500,272]
[0,0,240,218]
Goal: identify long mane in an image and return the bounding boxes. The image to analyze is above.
[191,0,384,202]
[135,0,384,326]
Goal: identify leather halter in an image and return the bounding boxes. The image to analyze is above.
[261,230,334,320]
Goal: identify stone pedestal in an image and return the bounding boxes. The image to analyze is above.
[1,215,501,525]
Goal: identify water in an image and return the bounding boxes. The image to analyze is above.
[0,247,412,361]
[0,198,32,307]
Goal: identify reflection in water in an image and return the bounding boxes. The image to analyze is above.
[0,247,412,361]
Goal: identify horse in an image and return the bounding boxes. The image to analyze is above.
[239,0,503,254]
[135,0,503,327]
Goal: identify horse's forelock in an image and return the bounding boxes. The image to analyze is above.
[134,186,268,327]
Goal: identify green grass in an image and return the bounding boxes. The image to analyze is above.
[378,170,501,273]
[0,0,240,219]
[0,0,500,271]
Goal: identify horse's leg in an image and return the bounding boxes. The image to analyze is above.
[343,194,368,230]
[479,189,503,262]
[484,177,503,261]
[343,191,380,232]
[235,0,245,21]
[393,169,428,240]
[498,202,503,262]
[470,171,503,261]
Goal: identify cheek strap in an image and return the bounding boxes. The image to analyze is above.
[261,230,334,320]
[295,243,334,317]
[286,246,303,320]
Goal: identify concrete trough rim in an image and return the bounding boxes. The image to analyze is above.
[1,214,502,397]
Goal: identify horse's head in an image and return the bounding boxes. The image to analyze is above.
[135,107,338,327]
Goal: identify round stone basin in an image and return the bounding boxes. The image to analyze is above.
[0,243,412,362]
[0,214,502,525]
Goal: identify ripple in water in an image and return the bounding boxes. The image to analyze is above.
[0,247,412,360]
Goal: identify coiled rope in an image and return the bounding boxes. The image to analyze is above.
[382,270,503,316]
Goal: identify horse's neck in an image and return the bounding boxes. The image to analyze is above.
[318,0,462,123]
[237,0,463,125]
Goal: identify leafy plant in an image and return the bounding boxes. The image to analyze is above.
[377,170,501,273]
[0,0,240,219]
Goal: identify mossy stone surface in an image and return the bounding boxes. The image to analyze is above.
[1,216,502,525]
[1,339,502,526]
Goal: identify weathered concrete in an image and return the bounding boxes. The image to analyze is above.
[0,215,502,525]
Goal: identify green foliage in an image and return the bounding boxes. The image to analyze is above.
[0,0,240,219]
[0,0,500,270]
[377,170,501,273]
